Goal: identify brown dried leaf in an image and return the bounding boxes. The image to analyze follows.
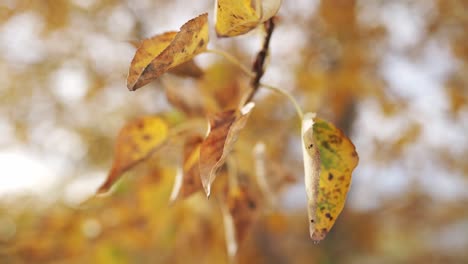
[170,135,204,201]
[199,102,255,196]
[127,13,209,91]
[97,116,169,194]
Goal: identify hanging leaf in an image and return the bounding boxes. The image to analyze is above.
[170,135,204,201]
[308,116,359,242]
[215,0,282,37]
[127,13,209,91]
[97,116,169,194]
[199,102,255,196]
[220,183,260,259]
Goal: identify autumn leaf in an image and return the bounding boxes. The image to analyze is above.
[305,116,359,242]
[199,102,255,196]
[169,135,204,201]
[220,183,260,258]
[215,0,282,37]
[97,116,169,194]
[130,39,204,78]
[127,13,209,91]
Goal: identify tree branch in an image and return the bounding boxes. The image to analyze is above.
[244,18,276,104]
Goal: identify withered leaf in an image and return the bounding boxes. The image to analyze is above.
[97,116,169,194]
[127,13,209,91]
[199,102,255,196]
[169,135,204,201]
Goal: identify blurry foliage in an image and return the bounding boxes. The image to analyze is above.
[0,0,467,263]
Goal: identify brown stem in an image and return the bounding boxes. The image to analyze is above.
[244,18,276,104]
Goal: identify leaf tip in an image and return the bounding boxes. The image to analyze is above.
[95,185,111,196]
[310,227,327,243]
[126,78,139,91]
[241,102,255,115]
[204,185,212,198]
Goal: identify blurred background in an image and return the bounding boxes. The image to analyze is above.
[0,0,467,263]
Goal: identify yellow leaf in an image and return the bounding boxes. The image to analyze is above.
[215,0,261,37]
[170,135,204,201]
[129,40,204,78]
[97,116,169,194]
[199,102,255,196]
[127,13,209,91]
[215,0,282,37]
[130,40,204,79]
[309,116,359,242]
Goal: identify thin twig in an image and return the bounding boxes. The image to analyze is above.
[205,49,255,78]
[260,83,304,120]
[244,18,276,104]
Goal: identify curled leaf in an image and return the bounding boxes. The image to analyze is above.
[215,0,282,37]
[199,102,255,196]
[309,116,359,242]
[127,13,209,91]
[169,135,204,201]
[301,113,321,239]
[129,41,204,79]
[97,116,169,194]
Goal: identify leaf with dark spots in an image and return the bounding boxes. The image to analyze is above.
[215,0,283,37]
[127,13,209,91]
[97,116,169,194]
[199,102,255,196]
[308,117,359,242]
[129,39,204,79]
